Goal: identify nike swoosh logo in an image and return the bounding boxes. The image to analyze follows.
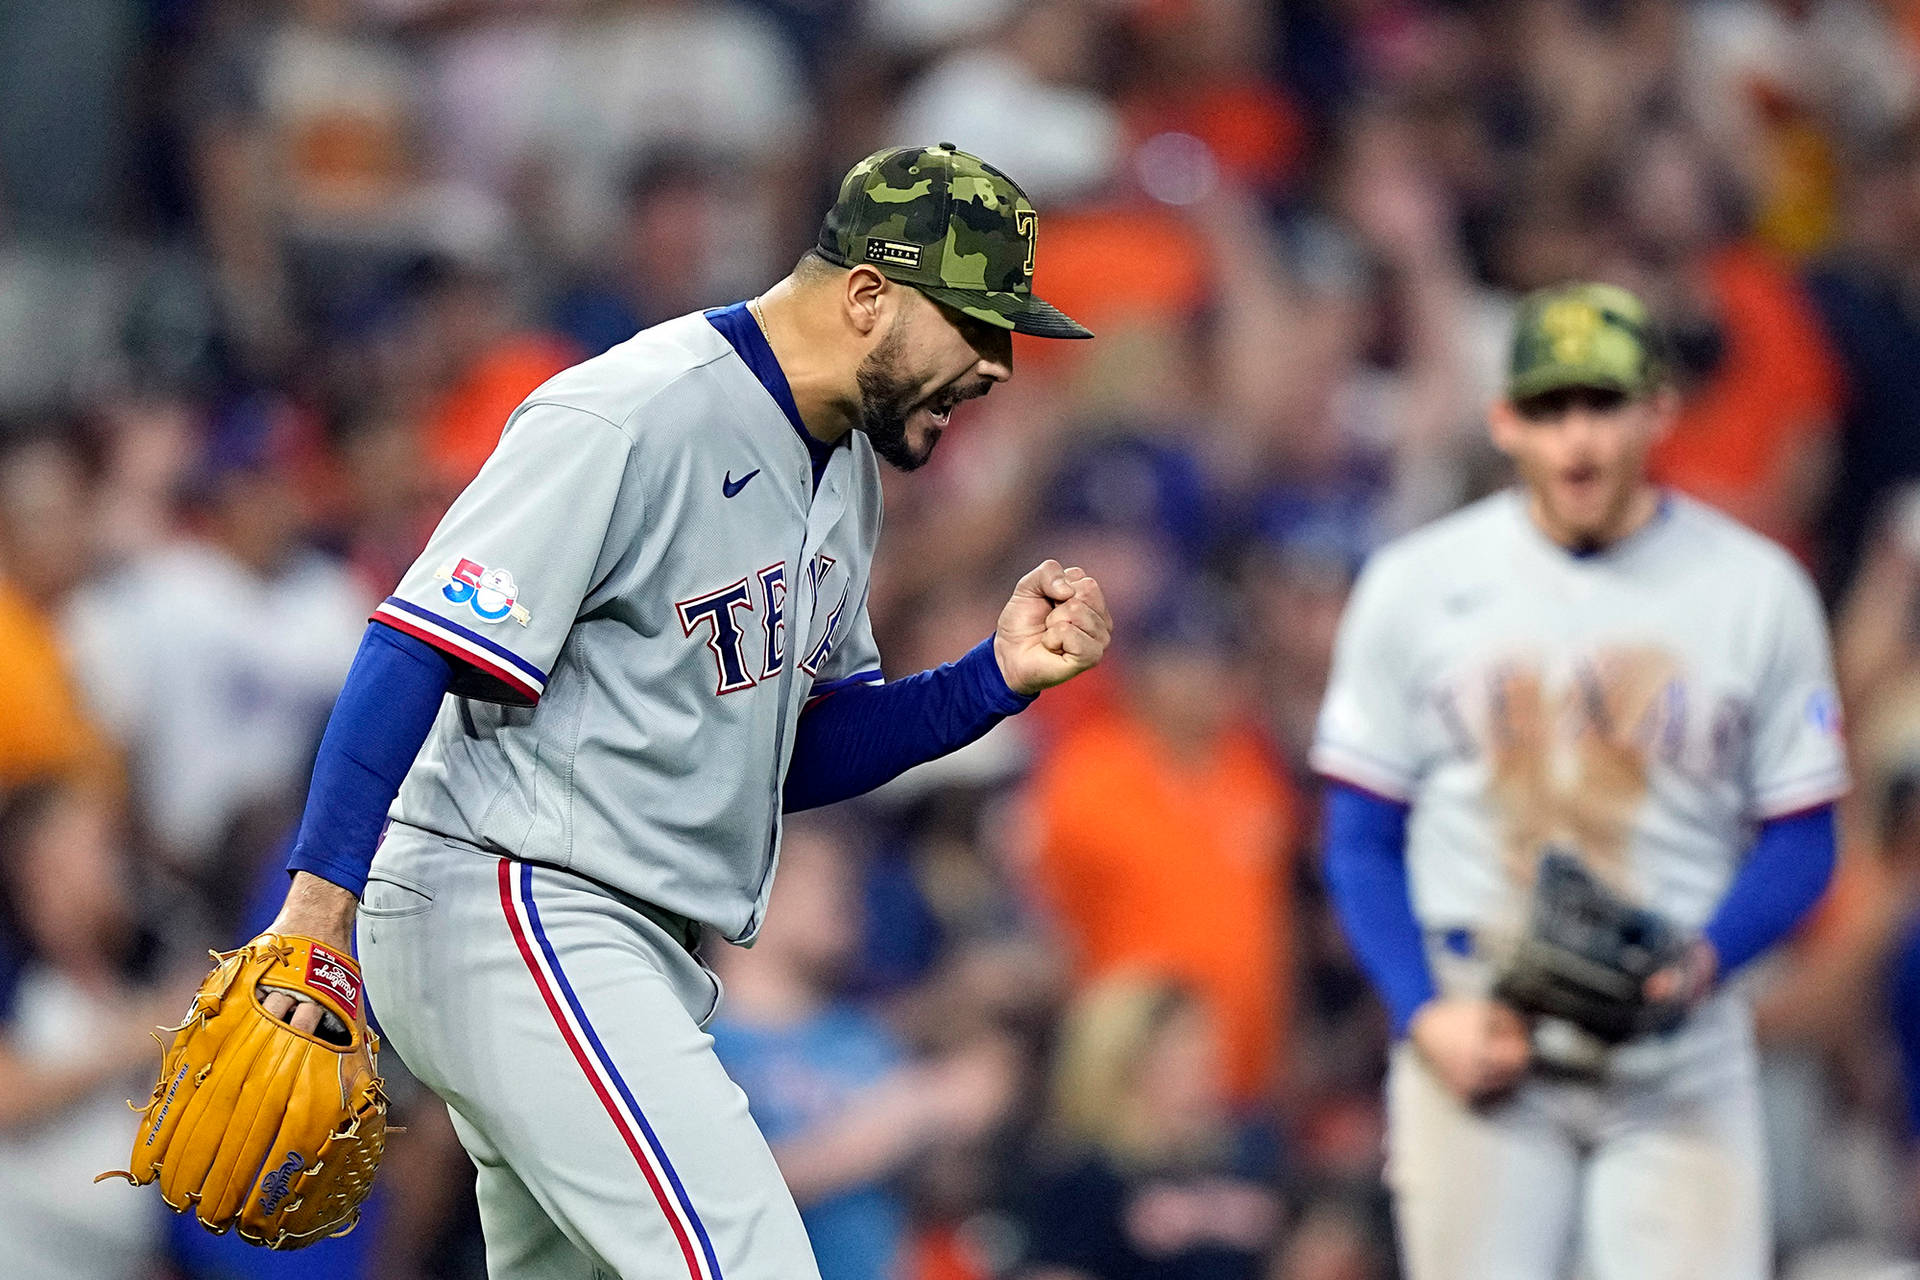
[722,469,760,498]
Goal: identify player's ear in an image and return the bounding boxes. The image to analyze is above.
[844,265,888,338]
[1487,398,1523,457]
[1644,386,1680,444]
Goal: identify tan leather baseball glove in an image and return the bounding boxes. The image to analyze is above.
[100,933,389,1249]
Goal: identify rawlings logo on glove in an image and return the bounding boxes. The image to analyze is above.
[99,934,389,1249]
[304,942,361,1019]
[258,1152,308,1216]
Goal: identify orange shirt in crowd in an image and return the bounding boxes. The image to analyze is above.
[1121,79,1309,195]
[1020,707,1299,1104]
[428,333,584,487]
[1020,660,1120,748]
[1011,204,1211,373]
[0,578,117,792]
[1650,244,1842,555]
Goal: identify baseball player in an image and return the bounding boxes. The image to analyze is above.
[121,145,1110,1277]
[1313,282,1847,1279]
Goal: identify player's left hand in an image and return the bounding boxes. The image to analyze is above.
[1644,937,1719,1009]
[994,559,1112,696]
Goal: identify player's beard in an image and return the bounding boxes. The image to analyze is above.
[854,324,941,472]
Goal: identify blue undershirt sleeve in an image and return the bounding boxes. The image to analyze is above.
[285,622,455,897]
[783,637,1033,812]
[1701,804,1838,977]
[1322,781,1436,1039]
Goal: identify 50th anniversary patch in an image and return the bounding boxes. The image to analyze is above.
[436,558,532,626]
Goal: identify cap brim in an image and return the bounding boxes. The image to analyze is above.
[1507,366,1643,403]
[919,286,1094,339]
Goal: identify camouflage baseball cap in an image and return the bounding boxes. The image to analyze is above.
[1507,282,1662,402]
[816,143,1093,339]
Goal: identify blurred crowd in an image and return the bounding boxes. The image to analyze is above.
[6,1,1920,1278]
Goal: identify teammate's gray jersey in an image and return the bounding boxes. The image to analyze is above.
[1312,490,1848,934]
[373,312,883,943]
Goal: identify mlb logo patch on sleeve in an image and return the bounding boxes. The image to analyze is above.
[437,558,533,625]
[1806,689,1841,736]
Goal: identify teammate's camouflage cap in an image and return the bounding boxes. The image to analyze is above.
[816,143,1093,339]
[1507,282,1662,402]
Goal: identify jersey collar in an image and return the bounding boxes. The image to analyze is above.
[1519,488,1675,562]
[705,302,838,491]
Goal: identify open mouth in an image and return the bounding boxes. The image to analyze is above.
[1561,463,1601,492]
[923,382,987,428]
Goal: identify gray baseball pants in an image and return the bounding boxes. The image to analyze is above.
[357,823,821,1280]
[1385,1039,1769,1280]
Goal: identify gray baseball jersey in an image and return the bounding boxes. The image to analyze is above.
[1313,489,1848,933]
[1315,489,1844,1279]
[372,309,883,943]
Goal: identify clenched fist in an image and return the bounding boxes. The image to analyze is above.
[994,559,1112,696]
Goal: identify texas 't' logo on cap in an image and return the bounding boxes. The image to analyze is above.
[816,143,1092,340]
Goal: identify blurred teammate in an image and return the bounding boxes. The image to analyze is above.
[1314,283,1847,1278]
[250,143,1109,1279]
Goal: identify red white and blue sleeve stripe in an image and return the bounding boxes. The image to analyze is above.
[372,595,549,706]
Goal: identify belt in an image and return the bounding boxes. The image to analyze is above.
[503,853,703,957]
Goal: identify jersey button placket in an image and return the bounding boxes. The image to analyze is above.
[748,457,844,936]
